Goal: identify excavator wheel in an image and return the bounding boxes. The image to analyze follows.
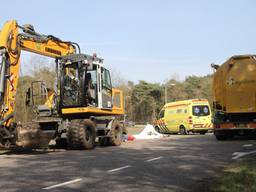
[67,119,96,150]
[109,120,123,146]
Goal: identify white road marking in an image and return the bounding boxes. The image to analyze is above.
[146,156,163,162]
[243,144,253,147]
[42,178,82,190]
[107,165,132,173]
[232,150,256,160]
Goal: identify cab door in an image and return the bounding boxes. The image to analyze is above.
[101,68,112,109]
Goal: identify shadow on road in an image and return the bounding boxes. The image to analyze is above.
[0,135,255,192]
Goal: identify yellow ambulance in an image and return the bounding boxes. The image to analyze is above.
[154,99,213,134]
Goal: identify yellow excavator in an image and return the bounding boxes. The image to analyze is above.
[0,20,124,149]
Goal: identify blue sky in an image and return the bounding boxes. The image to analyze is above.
[1,0,256,83]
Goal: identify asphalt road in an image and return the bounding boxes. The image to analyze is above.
[0,134,255,192]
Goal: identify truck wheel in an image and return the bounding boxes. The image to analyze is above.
[179,125,187,135]
[215,134,227,141]
[68,119,96,150]
[109,120,122,146]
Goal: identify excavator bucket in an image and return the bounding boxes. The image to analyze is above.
[15,122,51,149]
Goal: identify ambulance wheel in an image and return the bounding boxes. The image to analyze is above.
[155,126,161,133]
[199,131,207,135]
[179,125,187,135]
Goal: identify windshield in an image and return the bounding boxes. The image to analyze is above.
[61,64,81,107]
[192,105,210,116]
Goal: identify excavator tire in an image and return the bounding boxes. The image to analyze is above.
[67,119,96,150]
[109,120,123,146]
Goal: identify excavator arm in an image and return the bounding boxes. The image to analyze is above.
[0,20,78,127]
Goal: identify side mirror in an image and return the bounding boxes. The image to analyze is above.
[25,87,31,106]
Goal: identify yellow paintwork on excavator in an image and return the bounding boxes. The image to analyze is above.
[213,55,256,113]
[62,88,124,115]
[0,20,124,149]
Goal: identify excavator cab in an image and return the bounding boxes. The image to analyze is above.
[57,54,113,111]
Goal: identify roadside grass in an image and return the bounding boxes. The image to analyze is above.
[211,155,256,192]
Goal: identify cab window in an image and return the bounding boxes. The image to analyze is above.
[102,68,112,90]
[87,70,97,85]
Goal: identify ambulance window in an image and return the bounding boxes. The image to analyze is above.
[203,107,209,114]
[159,110,165,118]
[176,109,182,113]
[184,109,187,113]
[192,105,210,116]
[194,107,200,115]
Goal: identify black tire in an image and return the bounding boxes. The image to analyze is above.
[155,126,161,133]
[200,131,207,135]
[215,134,227,141]
[179,125,187,135]
[109,120,123,146]
[68,119,96,150]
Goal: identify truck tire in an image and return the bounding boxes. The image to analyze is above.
[215,134,227,141]
[179,125,187,135]
[68,119,96,150]
[109,120,122,146]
